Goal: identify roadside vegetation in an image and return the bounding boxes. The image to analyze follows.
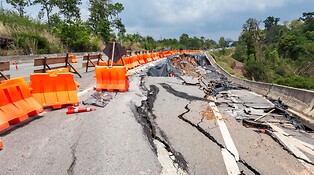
[1,1,313,90]
[0,0,218,56]
[213,13,314,90]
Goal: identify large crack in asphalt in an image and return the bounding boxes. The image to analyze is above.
[67,132,83,175]
[159,83,208,102]
[177,102,261,175]
[132,79,189,174]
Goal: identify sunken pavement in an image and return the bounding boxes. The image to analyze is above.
[0,53,314,175]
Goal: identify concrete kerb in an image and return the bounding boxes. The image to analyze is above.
[204,52,314,128]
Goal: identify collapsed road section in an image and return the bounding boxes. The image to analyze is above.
[1,51,314,175]
[138,53,314,174]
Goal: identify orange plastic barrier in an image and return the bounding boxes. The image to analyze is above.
[0,110,10,131]
[132,55,140,67]
[46,68,69,75]
[144,53,152,62]
[29,73,79,109]
[0,78,43,128]
[152,53,159,61]
[138,54,146,64]
[98,61,107,66]
[123,57,134,70]
[95,66,129,92]
[0,140,3,150]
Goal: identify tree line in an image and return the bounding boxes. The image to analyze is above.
[1,0,221,54]
[233,13,314,90]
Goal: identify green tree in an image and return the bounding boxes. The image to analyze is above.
[56,0,81,22]
[179,33,189,49]
[218,36,226,48]
[88,0,124,43]
[33,0,57,27]
[263,16,281,44]
[53,20,98,51]
[6,0,30,17]
[300,12,314,32]
[241,18,262,61]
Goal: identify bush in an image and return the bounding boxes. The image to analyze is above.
[274,76,314,90]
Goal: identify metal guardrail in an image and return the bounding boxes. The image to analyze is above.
[205,52,314,128]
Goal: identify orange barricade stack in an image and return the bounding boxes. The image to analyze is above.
[0,77,43,130]
[29,73,79,109]
[95,66,129,92]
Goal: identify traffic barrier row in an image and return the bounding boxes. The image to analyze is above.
[93,50,200,92]
[0,77,44,132]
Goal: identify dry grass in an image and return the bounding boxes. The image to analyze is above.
[0,22,10,37]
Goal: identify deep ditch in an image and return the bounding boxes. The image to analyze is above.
[131,80,189,173]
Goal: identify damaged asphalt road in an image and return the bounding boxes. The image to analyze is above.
[1,54,314,174]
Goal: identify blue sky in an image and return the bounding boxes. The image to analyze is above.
[2,0,314,41]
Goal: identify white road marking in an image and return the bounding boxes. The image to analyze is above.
[209,102,240,174]
[221,148,241,175]
[78,87,93,97]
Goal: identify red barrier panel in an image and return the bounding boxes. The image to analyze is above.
[95,66,129,92]
[29,73,79,109]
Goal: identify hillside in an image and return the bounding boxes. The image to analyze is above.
[232,14,314,90]
[0,10,63,56]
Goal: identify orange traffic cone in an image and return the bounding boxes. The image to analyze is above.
[14,58,18,70]
[66,106,96,115]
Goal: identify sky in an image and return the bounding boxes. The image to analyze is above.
[2,0,314,41]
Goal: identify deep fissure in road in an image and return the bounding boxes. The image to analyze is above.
[177,102,261,175]
[132,80,189,173]
[159,83,208,102]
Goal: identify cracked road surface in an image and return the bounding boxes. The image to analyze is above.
[0,57,313,174]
